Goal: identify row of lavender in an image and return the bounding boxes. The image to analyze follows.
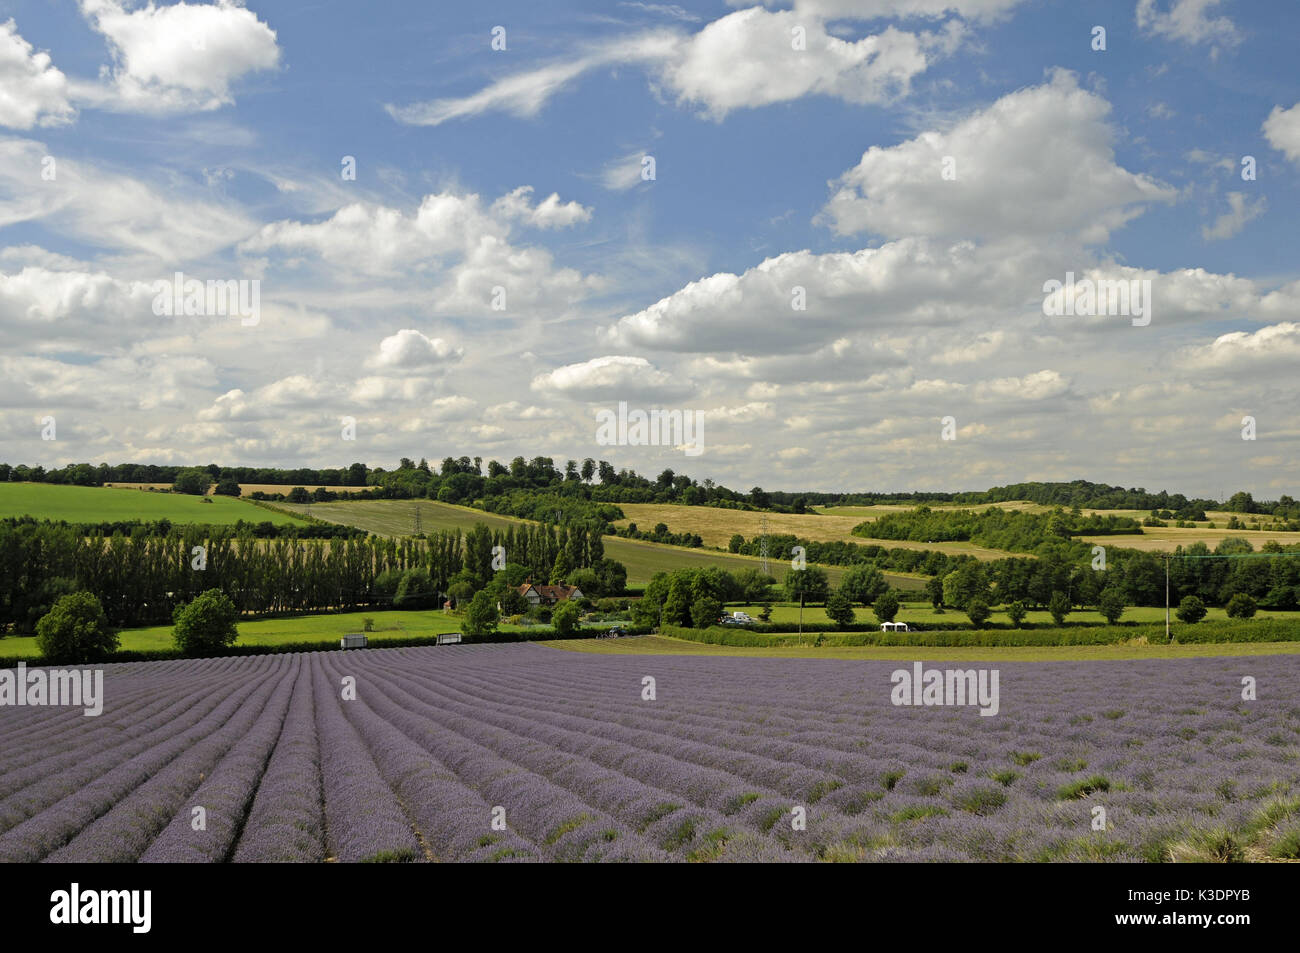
[1,646,1297,861]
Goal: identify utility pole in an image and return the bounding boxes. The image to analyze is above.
[1170,553,1180,642]
[799,591,804,636]
[760,514,770,576]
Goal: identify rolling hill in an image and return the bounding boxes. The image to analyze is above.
[0,483,307,526]
[271,498,924,588]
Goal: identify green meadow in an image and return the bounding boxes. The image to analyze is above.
[0,608,528,658]
[0,483,305,526]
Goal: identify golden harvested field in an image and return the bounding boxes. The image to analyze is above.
[1080,528,1300,552]
[824,504,1300,555]
[233,483,364,497]
[614,502,1009,561]
[816,500,1049,517]
[1066,509,1300,551]
[615,503,863,544]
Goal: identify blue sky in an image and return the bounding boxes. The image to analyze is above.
[1,0,1298,497]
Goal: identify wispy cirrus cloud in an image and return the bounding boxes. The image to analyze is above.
[735,0,1029,22]
[1201,192,1266,241]
[1135,0,1240,54]
[0,138,259,263]
[619,2,702,22]
[387,31,681,126]
[387,5,960,127]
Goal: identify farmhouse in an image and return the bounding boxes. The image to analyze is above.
[517,580,584,606]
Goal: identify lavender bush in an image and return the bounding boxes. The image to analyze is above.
[0,645,1295,862]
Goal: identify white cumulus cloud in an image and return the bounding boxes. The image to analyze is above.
[1263,103,1300,165]
[531,355,686,400]
[491,186,592,229]
[0,19,74,128]
[76,0,280,112]
[821,71,1175,243]
[366,329,464,370]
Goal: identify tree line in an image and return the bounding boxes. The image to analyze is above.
[10,459,1300,521]
[726,529,1300,612]
[0,518,625,633]
[852,507,1143,556]
[729,533,959,576]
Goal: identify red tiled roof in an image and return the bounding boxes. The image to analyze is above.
[517,582,580,601]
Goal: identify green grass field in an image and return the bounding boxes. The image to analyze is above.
[0,483,306,526]
[0,608,530,658]
[272,498,926,589]
[5,605,1292,661]
[275,498,521,537]
[550,634,1300,661]
[725,602,1292,629]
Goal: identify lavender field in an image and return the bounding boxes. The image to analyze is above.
[1,645,1298,863]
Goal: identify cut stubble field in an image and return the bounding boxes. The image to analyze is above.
[3,644,1297,863]
[617,502,1011,561]
[617,502,1300,560]
[1078,527,1300,552]
[816,501,1051,517]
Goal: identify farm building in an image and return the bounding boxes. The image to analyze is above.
[517,580,585,606]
